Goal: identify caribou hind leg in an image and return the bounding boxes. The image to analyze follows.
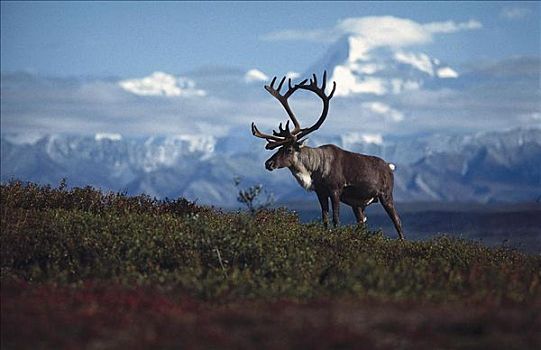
[352,206,366,225]
[379,194,404,240]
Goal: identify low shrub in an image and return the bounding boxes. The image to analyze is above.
[1,181,540,302]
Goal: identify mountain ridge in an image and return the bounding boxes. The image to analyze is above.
[2,127,540,207]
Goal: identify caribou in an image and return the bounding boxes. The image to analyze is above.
[251,72,405,240]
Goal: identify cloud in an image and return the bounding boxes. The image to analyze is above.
[243,69,299,85]
[1,71,310,138]
[285,71,301,79]
[244,69,269,83]
[436,67,459,79]
[1,56,538,139]
[423,19,482,33]
[390,79,421,94]
[119,72,206,97]
[337,16,432,47]
[0,72,223,137]
[362,102,404,122]
[263,16,482,48]
[355,63,385,75]
[500,7,532,20]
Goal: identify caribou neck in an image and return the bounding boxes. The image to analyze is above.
[288,146,331,190]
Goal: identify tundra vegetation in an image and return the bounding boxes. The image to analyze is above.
[1,181,540,349]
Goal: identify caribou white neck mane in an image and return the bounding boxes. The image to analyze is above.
[288,146,332,191]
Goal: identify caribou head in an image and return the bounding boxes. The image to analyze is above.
[251,71,336,172]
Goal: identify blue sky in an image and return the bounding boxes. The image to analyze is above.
[1,1,539,139]
[1,1,539,77]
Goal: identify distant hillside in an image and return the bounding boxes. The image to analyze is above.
[2,128,540,206]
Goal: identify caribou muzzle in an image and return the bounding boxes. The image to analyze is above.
[265,159,276,171]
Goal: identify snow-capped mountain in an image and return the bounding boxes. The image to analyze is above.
[306,35,459,97]
[2,128,540,206]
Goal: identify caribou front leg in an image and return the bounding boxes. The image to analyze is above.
[330,190,341,227]
[316,190,330,228]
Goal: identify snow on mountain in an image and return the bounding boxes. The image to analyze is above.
[138,134,215,171]
[2,128,540,206]
[2,132,44,145]
[306,34,459,97]
[95,133,123,141]
[341,132,384,147]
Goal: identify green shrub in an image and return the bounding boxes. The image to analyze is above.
[1,181,540,302]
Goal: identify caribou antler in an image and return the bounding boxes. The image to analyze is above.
[251,122,292,149]
[251,71,336,149]
[295,71,336,140]
[264,76,305,135]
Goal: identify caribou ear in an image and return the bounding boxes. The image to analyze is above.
[298,138,308,147]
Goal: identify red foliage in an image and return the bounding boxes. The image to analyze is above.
[2,281,540,349]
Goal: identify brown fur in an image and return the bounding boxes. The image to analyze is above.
[265,143,404,239]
